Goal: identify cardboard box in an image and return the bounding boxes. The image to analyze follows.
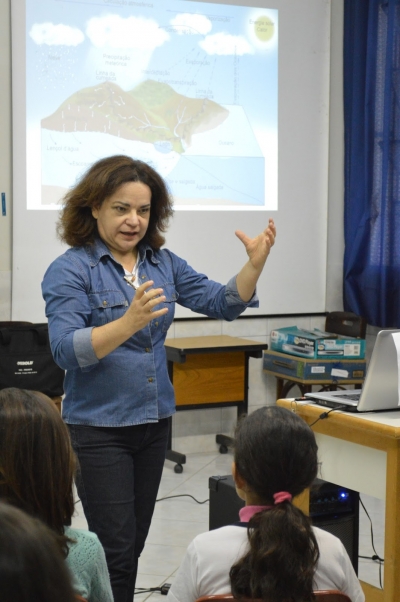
[263,349,366,382]
[270,326,366,360]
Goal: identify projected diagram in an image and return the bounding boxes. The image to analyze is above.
[27,0,278,210]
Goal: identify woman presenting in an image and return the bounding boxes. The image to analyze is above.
[42,154,276,602]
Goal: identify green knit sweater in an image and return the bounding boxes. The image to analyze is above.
[65,526,113,602]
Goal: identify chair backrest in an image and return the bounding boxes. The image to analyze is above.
[195,591,351,602]
[314,591,351,602]
[325,311,366,339]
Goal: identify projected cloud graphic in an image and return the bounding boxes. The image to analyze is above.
[199,33,253,56]
[26,0,278,211]
[29,22,84,46]
[170,13,212,36]
[86,14,170,49]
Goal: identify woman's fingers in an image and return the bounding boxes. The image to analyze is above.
[136,282,166,311]
[127,281,168,329]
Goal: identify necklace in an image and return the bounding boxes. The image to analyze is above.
[123,259,139,289]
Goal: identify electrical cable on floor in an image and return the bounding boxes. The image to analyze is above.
[134,587,162,594]
[136,495,208,593]
[134,583,171,595]
[156,493,209,504]
[359,495,384,589]
[139,495,208,592]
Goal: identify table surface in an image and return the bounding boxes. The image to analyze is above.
[280,399,400,440]
[165,334,268,352]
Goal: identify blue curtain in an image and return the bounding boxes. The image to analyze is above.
[343,0,400,327]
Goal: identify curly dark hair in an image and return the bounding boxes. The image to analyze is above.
[0,388,76,558]
[57,155,174,249]
[230,406,320,602]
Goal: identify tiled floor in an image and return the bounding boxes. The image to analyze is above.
[72,451,385,600]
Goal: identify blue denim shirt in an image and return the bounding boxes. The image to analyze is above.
[42,238,258,426]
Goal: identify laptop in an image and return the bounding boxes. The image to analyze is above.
[304,329,400,412]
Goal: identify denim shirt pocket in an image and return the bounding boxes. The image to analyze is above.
[88,291,128,326]
[154,282,178,334]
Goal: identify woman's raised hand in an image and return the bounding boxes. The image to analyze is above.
[235,218,276,271]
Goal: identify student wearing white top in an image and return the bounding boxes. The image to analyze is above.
[167,406,364,602]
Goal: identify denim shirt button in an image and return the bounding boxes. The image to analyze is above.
[148,377,154,383]
[102,300,107,306]
[145,348,150,353]
[141,275,146,280]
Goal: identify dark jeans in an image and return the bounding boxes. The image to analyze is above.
[68,419,169,602]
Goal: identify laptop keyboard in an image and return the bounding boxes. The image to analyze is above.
[340,393,361,401]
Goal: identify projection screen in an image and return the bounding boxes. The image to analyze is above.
[11,0,331,320]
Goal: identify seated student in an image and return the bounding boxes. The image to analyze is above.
[0,501,76,602]
[167,406,365,602]
[0,387,113,602]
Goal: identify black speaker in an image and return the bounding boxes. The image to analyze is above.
[209,475,359,574]
[209,475,244,530]
[310,478,359,574]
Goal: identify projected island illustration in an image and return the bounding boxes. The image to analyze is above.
[26,0,278,210]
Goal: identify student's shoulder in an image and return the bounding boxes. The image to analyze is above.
[312,526,347,556]
[192,525,247,550]
[65,527,103,556]
[66,525,99,539]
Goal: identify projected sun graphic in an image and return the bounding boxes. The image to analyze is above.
[254,15,275,43]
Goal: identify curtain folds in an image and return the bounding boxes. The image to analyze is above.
[343,0,400,327]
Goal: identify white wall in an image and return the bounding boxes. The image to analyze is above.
[0,0,12,319]
[326,0,345,312]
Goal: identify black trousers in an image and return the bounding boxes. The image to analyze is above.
[68,419,169,602]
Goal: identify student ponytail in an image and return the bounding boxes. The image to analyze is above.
[229,406,319,602]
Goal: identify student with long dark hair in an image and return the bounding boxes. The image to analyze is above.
[0,387,113,602]
[0,502,76,602]
[167,406,364,602]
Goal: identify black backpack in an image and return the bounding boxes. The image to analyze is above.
[0,323,64,397]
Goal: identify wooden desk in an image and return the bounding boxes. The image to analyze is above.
[165,335,268,472]
[277,398,400,602]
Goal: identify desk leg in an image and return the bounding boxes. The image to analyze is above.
[276,377,284,400]
[215,354,250,453]
[382,442,400,601]
[215,402,247,453]
[276,377,312,399]
[166,359,187,473]
[165,416,186,473]
[293,488,310,515]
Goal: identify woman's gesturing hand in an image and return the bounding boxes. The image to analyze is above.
[235,218,276,271]
[92,280,168,360]
[235,218,276,302]
[125,281,168,332]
